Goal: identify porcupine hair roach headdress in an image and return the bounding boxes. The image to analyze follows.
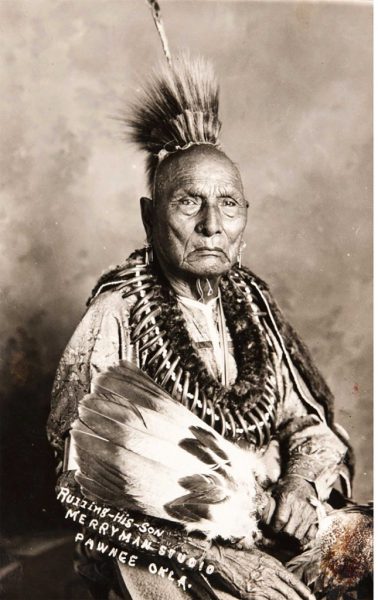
[127,53,222,193]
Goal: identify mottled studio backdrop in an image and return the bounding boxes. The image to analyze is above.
[0,0,372,538]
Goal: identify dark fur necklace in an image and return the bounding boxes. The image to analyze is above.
[91,251,279,448]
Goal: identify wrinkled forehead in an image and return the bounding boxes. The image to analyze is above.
[153,145,244,200]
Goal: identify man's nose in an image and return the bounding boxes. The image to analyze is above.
[195,204,222,237]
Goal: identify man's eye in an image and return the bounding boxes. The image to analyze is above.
[176,198,202,214]
[179,198,197,206]
[221,198,237,207]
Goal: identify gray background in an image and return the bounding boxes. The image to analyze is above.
[0,0,372,538]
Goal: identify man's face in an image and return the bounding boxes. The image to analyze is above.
[147,146,248,280]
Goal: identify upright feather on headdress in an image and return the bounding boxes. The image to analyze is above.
[146,0,172,66]
[127,53,222,191]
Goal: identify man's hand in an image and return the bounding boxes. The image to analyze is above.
[270,476,318,544]
[206,544,315,600]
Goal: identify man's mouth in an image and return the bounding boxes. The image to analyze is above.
[186,248,229,261]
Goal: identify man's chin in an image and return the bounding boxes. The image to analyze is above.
[183,256,232,278]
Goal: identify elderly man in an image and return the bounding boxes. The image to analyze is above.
[47,55,353,600]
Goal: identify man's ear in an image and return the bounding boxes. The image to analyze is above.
[140,197,153,242]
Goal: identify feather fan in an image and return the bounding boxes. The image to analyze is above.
[70,361,268,548]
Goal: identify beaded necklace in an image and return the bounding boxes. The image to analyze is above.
[91,252,280,449]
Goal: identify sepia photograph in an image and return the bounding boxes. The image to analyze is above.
[0,1,372,598]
